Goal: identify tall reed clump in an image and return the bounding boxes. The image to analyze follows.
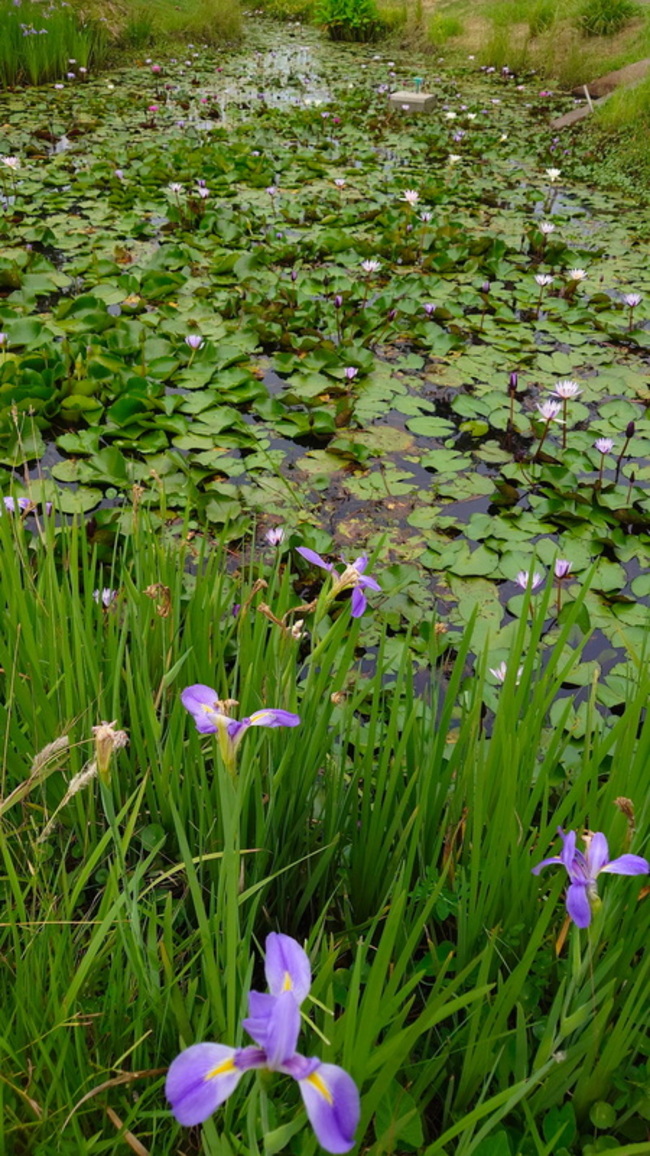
[0,502,648,1151]
[0,0,109,88]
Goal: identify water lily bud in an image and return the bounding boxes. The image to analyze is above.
[509,371,518,393]
[481,281,491,294]
[625,421,635,439]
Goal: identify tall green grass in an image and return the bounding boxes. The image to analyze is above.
[0,503,648,1152]
[0,0,108,88]
[116,0,242,48]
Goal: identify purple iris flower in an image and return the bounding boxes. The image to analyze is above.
[166,933,360,1153]
[181,685,300,770]
[2,496,31,513]
[532,827,649,928]
[296,546,381,618]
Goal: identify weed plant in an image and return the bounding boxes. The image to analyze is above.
[314,0,383,41]
[0,506,649,1152]
[0,0,108,88]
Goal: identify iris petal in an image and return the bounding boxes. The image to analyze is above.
[297,1062,361,1154]
[600,853,650,876]
[566,883,591,928]
[166,1043,242,1126]
[265,933,312,1003]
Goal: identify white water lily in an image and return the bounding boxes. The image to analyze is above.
[551,380,581,399]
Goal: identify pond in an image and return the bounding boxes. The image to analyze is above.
[1,19,649,714]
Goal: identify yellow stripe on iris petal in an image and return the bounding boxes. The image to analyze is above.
[306,1072,333,1104]
[205,1058,236,1081]
[282,971,293,991]
[251,710,273,723]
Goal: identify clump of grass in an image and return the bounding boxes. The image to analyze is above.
[0,0,109,88]
[254,0,315,21]
[428,12,465,46]
[578,0,640,36]
[597,69,650,127]
[469,0,649,86]
[156,0,242,44]
[112,0,241,47]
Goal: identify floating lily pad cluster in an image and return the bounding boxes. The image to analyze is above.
[1,26,649,692]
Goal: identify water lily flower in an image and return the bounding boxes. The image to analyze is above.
[333,178,346,188]
[489,661,523,685]
[1,156,20,170]
[266,185,278,196]
[551,380,581,399]
[420,211,433,223]
[185,334,204,350]
[536,400,562,422]
[343,367,358,381]
[554,559,572,579]
[532,827,649,928]
[567,268,586,281]
[361,258,380,273]
[168,182,184,194]
[448,154,462,164]
[539,221,555,235]
[265,527,285,546]
[181,685,300,771]
[545,167,561,181]
[594,437,614,454]
[423,302,436,316]
[624,292,642,331]
[166,933,360,1153]
[0,332,7,346]
[534,273,554,288]
[400,189,419,205]
[516,570,544,591]
[296,547,381,617]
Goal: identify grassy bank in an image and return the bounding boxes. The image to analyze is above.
[1,509,649,1152]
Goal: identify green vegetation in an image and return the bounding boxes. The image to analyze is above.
[314,0,383,41]
[1,21,650,1154]
[578,0,641,37]
[1,503,650,1153]
[0,0,108,88]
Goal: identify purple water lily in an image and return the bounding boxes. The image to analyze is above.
[181,685,300,771]
[532,827,649,928]
[296,547,381,618]
[166,933,359,1153]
